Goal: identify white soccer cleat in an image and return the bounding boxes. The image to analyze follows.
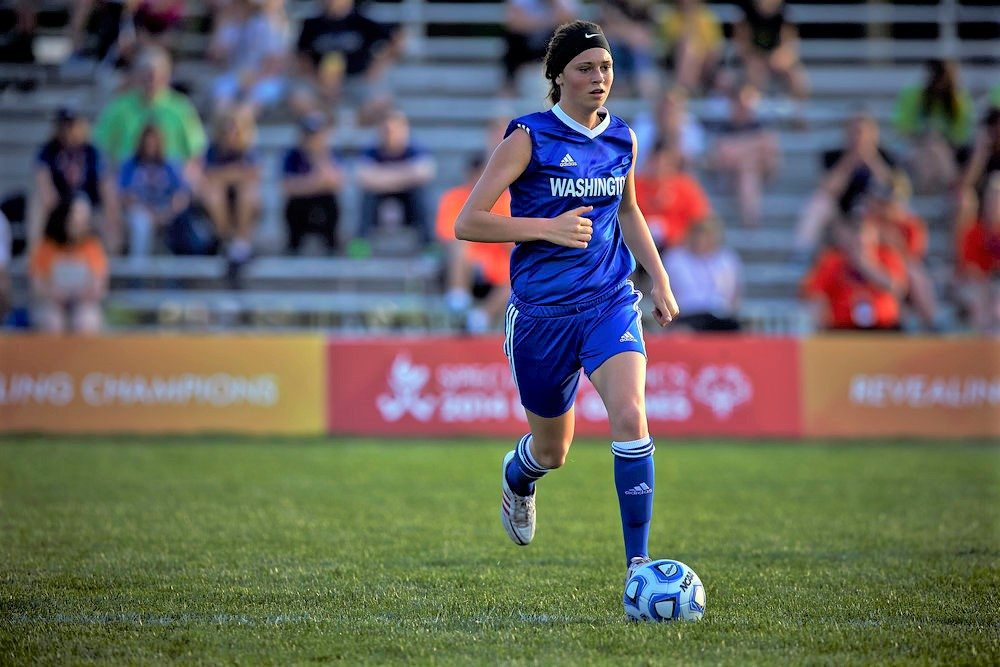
[500,450,536,546]
[626,555,653,585]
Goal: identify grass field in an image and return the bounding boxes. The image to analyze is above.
[1,436,998,666]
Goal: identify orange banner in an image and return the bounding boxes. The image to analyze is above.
[801,336,1000,438]
[0,335,325,434]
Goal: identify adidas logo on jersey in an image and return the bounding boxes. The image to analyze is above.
[620,331,638,343]
[559,152,578,167]
[624,482,652,496]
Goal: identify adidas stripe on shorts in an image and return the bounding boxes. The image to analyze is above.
[503,280,646,419]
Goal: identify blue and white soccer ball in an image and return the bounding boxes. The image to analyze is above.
[623,559,706,622]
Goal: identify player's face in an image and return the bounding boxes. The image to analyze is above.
[558,48,613,113]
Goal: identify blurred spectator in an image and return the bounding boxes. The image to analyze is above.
[208,0,289,116]
[659,0,723,96]
[501,0,578,97]
[68,0,138,66]
[357,109,436,249]
[632,87,706,171]
[29,195,109,334]
[958,107,1000,216]
[863,178,940,331]
[0,208,10,325]
[133,1,187,51]
[732,0,808,119]
[293,0,403,125]
[119,123,199,258]
[200,106,261,284]
[794,112,898,259]
[892,59,974,194]
[0,0,36,65]
[634,139,712,251]
[280,113,345,255]
[436,155,513,333]
[29,107,122,253]
[662,217,743,332]
[800,215,908,332]
[708,82,780,228]
[954,174,1000,334]
[597,0,658,100]
[92,46,207,182]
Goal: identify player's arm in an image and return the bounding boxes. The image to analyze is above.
[618,128,679,327]
[455,129,593,248]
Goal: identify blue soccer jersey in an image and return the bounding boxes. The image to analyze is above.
[505,104,636,306]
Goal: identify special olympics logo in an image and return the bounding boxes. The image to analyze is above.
[376,354,437,422]
[691,365,752,419]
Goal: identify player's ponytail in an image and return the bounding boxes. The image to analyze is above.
[543,21,611,105]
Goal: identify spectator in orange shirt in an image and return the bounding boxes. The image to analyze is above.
[954,173,1000,333]
[863,178,940,331]
[29,195,109,334]
[634,138,712,251]
[801,214,908,331]
[436,154,512,333]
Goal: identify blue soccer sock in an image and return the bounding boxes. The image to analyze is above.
[612,437,655,563]
[505,434,549,496]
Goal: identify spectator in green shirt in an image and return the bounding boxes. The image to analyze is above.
[892,59,974,194]
[92,45,207,183]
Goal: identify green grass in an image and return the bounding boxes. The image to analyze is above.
[1,436,998,666]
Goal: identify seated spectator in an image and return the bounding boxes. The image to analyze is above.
[863,178,940,331]
[68,0,136,66]
[292,0,404,125]
[132,0,186,52]
[662,217,743,332]
[632,86,706,171]
[794,112,898,259]
[635,139,712,251]
[208,0,289,116]
[119,123,200,258]
[29,195,109,334]
[597,0,658,100]
[357,109,436,249]
[800,214,908,332]
[0,0,36,65]
[659,0,723,96]
[732,0,808,120]
[958,107,1000,220]
[708,82,780,228]
[501,0,578,98]
[30,107,121,253]
[280,113,344,255]
[892,59,974,194]
[436,155,513,333]
[954,174,1000,334]
[92,46,207,182]
[200,106,261,284]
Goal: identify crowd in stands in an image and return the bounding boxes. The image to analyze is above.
[0,0,997,336]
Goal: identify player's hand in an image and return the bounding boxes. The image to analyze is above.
[650,281,680,327]
[548,205,594,248]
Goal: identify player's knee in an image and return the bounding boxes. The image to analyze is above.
[610,401,646,440]
[532,440,572,469]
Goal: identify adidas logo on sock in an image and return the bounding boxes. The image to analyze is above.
[619,331,638,343]
[559,152,578,167]
[624,482,653,496]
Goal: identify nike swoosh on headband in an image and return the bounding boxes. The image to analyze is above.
[585,33,600,38]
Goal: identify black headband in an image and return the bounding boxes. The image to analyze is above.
[546,25,612,81]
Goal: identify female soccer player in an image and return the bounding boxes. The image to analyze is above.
[455,20,680,578]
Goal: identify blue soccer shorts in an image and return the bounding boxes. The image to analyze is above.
[503,280,646,418]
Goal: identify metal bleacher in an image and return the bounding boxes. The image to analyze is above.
[1,0,998,333]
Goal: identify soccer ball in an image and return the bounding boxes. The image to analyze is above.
[623,559,706,622]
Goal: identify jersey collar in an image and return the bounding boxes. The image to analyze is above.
[551,103,611,139]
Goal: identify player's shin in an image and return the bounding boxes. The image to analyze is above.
[505,433,549,495]
[612,437,655,563]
